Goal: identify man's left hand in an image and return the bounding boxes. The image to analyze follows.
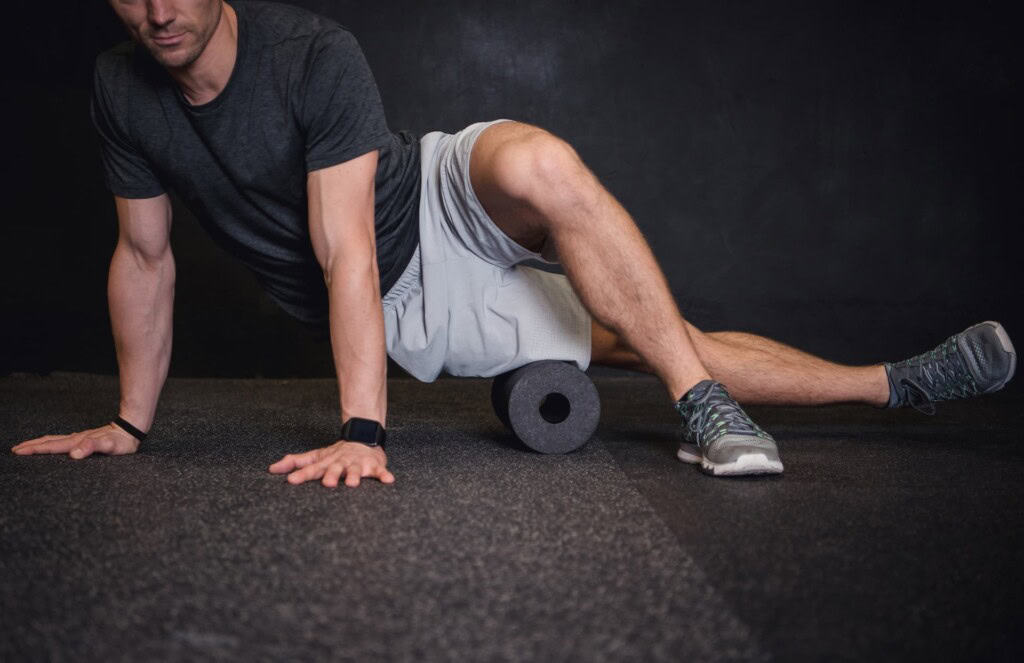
[269,441,395,488]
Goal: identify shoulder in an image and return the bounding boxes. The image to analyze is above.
[92,39,171,154]
[239,0,358,51]
[94,40,165,99]
[240,1,368,92]
[94,41,137,88]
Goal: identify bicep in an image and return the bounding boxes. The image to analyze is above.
[113,194,173,261]
[307,150,378,274]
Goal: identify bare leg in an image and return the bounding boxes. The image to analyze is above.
[592,319,891,407]
[470,122,709,402]
[469,121,890,408]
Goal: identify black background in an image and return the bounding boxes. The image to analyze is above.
[1,0,1021,386]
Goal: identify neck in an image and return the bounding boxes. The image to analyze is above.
[171,3,238,106]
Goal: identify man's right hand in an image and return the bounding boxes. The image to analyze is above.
[11,424,140,459]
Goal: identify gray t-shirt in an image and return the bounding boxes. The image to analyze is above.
[91,0,420,326]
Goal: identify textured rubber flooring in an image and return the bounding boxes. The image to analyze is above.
[1,373,1022,661]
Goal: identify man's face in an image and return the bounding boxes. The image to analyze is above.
[108,0,223,70]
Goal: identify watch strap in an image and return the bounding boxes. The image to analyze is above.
[340,417,386,449]
[111,416,148,443]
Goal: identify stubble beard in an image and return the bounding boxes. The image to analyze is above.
[139,2,223,71]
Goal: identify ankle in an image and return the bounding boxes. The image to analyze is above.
[668,372,715,404]
[867,364,892,408]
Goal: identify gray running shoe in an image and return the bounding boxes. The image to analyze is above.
[674,380,784,476]
[885,321,1016,414]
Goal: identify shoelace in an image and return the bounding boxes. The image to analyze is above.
[891,336,978,415]
[674,382,769,447]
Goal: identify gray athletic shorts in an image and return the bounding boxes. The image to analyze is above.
[381,119,592,382]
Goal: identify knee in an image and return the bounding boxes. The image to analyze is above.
[485,125,588,208]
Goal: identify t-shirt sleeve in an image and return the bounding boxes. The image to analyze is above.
[300,29,392,172]
[90,60,165,199]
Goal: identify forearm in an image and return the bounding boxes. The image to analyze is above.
[327,255,388,426]
[107,242,175,431]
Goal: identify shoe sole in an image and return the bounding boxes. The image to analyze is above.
[972,321,1017,393]
[676,446,784,476]
[677,443,701,464]
[702,453,784,476]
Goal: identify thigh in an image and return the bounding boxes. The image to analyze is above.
[468,120,553,255]
[426,119,554,268]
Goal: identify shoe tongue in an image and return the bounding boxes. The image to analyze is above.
[684,379,718,402]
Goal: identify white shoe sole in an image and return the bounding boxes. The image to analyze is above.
[677,446,784,476]
[702,453,784,476]
[677,443,701,464]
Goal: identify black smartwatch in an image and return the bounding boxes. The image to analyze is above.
[340,417,386,449]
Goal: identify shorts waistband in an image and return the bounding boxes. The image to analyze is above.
[381,243,421,309]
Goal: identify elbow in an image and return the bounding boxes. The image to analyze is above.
[321,247,378,288]
[114,239,175,278]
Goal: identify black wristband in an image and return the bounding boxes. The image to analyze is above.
[112,416,148,443]
[340,417,386,449]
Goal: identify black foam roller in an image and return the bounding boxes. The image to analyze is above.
[490,360,600,454]
[490,370,514,430]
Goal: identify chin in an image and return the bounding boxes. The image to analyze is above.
[147,42,203,70]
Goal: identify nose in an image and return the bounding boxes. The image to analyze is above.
[147,0,177,29]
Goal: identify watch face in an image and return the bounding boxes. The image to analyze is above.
[343,418,385,446]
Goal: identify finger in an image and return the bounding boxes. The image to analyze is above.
[12,435,78,455]
[69,438,95,460]
[12,434,58,451]
[12,434,67,451]
[344,464,363,488]
[270,448,326,474]
[321,463,345,488]
[268,454,297,474]
[74,434,128,458]
[287,462,326,485]
[375,467,396,484]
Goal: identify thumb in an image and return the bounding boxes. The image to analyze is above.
[69,438,94,460]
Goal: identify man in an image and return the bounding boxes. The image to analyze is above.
[11,0,1017,483]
